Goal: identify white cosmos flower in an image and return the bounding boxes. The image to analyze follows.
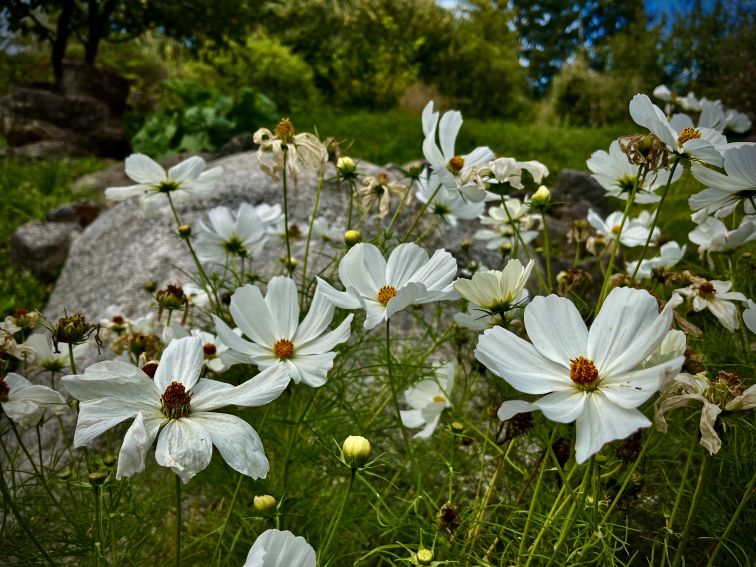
[421,101,494,202]
[25,334,77,373]
[485,157,549,193]
[415,169,484,226]
[400,362,455,439]
[626,241,686,279]
[454,259,533,313]
[317,242,458,330]
[690,145,756,218]
[688,215,756,263]
[195,204,268,265]
[105,154,222,217]
[62,336,290,483]
[724,109,752,134]
[163,326,234,373]
[743,299,756,334]
[587,140,682,204]
[587,209,659,247]
[243,529,315,567]
[670,99,728,133]
[213,277,353,387]
[474,199,540,251]
[476,287,683,464]
[0,373,67,429]
[674,278,747,332]
[629,94,724,167]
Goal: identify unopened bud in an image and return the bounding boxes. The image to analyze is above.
[253,494,277,514]
[344,230,361,247]
[178,224,192,238]
[451,421,465,434]
[103,454,117,468]
[530,185,551,208]
[343,435,371,468]
[88,471,108,486]
[57,466,73,481]
[284,257,298,271]
[416,549,434,565]
[144,280,158,293]
[337,156,357,177]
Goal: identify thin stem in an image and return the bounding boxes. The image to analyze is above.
[500,198,549,293]
[212,473,244,566]
[94,485,103,565]
[347,179,356,230]
[0,468,56,565]
[631,158,680,280]
[319,470,355,562]
[282,149,294,276]
[301,172,326,304]
[601,429,655,521]
[705,468,756,567]
[671,453,710,567]
[541,210,553,290]
[68,343,77,375]
[663,432,699,562]
[282,389,319,497]
[545,458,593,567]
[384,319,419,484]
[386,180,414,236]
[597,169,643,309]
[401,183,441,243]
[175,475,182,567]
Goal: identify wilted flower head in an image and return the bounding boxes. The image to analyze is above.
[674,274,747,331]
[253,119,327,183]
[50,313,99,353]
[358,171,409,220]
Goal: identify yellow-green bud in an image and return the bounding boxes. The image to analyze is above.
[530,185,551,208]
[284,257,298,271]
[344,230,361,247]
[337,156,357,175]
[416,549,434,565]
[451,421,464,434]
[343,435,371,468]
[88,471,108,486]
[103,454,117,468]
[57,466,73,481]
[178,224,192,238]
[144,280,158,293]
[253,494,277,514]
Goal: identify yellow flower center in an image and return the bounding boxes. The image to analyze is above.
[273,339,295,359]
[377,285,398,306]
[433,395,446,403]
[569,356,600,391]
[611,224,621,235]
[274,118,295,144]
[160,382,192,419]
[677,127,702,145]
[447,155,465,174]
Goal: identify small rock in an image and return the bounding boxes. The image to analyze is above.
[46,200,102,226]
[213,134,257,159]
[11,221,80,282]
[551,169,612,220]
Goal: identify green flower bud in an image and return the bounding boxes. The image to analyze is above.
[343,435,371,468]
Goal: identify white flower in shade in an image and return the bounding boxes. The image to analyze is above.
[587,209,660,248]
[454,259,533,314]
[400,363,455,439]
[485,157,549,192]
[0,373,67,429]
[629,94,724,167]
[25,334,69,373]
[105,154,222,217]
[476,287,684,464]
[251,203,285,235]
[415,169,484,226]
[316,243,458,330]
[689,145,756,218]
[195,204,268,265]
[743,299,756,334]
[163,326,234,373]
[453,288,528,331]
[213,277,353,387]
[670,99,728,133]
[253,119,327,184]
[655,371,756,454]
[243,529,315,567]
[652,84,674,102]
[626,241,686,279]
[674,277,747,331]
[643,329,687,370]
[688,215,756,263]
[421,101,494,201]
[474,199,540,251]
[311,217,342,243]
[587,140,682,204]
[62,336,290,483]
[724,109,752,134]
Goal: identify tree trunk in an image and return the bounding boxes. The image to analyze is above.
[52,0,76,83]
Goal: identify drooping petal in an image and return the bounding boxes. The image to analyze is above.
[73,398,142,447]
[62,361,159,405]
[497,400,537,421]
[574,392,651,464]
[192,364,290,411]
[154,336,204,392]
[116,411,163,479]
[105,184,150,201]
[155,418,213,483]
[213,316,272,362]
[602,357,683,408]
[524,295,588,367]
[400,409,426,428]
[287,353,337,387]
[168,156,206,183]
[296,314,353,355]
[385,282,427,318]
[314,278,362,310]
[191,412,269,479]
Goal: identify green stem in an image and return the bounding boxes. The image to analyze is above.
[68,343,77,375]
[319,470,355,562]
[175,475,182,567]
[664,432,699,562]
[601,429,654,521]
[346,179,356,230]
[631,158,680,280]
[541,210,553,290]
[671,453,710,567]
[212,473,244,566]
[94,485,103,565]
[500,197,549,293]
[281,389,319,497]
[705,468,756,567]
[301,172,326,305]
[0,468,56,565]
[387,180,414,236]
[545,458,593,567]
[282,149,294,276]
[401,183,441,243]
[597,169,643,309]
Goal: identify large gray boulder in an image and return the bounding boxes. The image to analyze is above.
[44,153,502,325]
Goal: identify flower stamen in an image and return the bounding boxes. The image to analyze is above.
[677,127,702,145]
[377,286,398,306]
[160,381,191,419]
[273,339,295,359]
[447,155,465,174]
[570,356,600,391]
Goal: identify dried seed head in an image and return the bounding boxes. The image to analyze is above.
[619,133,669,172]
[160,381,192,420]
[51,313,98,350]
[274,118,295,144]
[141,360,159,378]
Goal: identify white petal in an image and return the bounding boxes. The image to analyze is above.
[497,400,537,421]
[116,411,163,479]
[534,390,587,423]
[574,392,650,464]
[386,243,430,288]
[293,287,336,344]
[155,418,213,483]
[338,243,386,299]
[286,353,337,387]
[62,361,159,405]
[73,398,141,447]
[525,295,588,367]
[401,409,426,428]
[154,336,204,392]
[296,314,353,355]
[191,412,269,479]
[167,156,206,183]
[105,184,149,201]
[602,357,683,408]
[230,285,278,347]
[385,282,426,318]
[124,154,165,184]
[314,278,362,310]
[265,276,300,339]
[192,365,290,411]
[244,529,316,567]
[439,110,463,159]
